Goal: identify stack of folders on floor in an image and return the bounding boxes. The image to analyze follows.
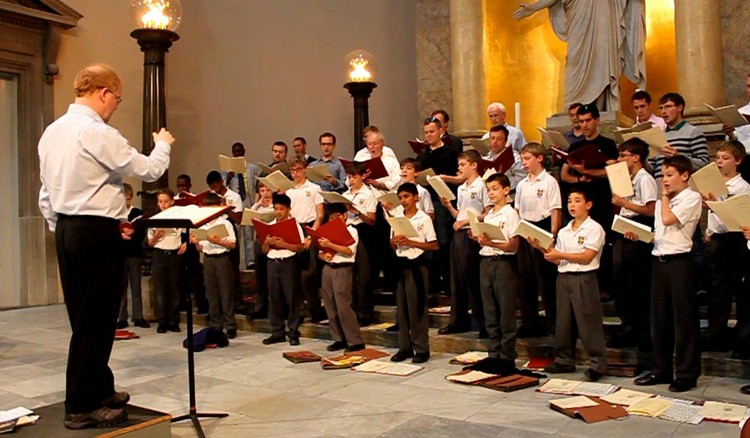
[320,348,390,370]
[351,360,423,377]
[449,351,488,365]
[522,357,555,372]
[548,396,628,423]
[537,378,618,397]
[0,407,38,433]
[445,370,540,393]
[282,351,323,364]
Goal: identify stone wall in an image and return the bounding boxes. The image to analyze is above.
[721,0,750,106]
[415,0,452,123]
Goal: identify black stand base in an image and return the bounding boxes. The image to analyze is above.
[171,411,228,438]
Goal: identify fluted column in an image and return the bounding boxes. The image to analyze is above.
[675,0,725,111]
[449,0,487,136]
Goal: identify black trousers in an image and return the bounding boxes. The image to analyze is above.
[396,256,430,355]
[516,217,557,331]
[180,244,206,311]
[267,256,301,338]
[353,223,374,320]
[252,239,268,313]
[56,215,124,415]
[705,233,750,340]
[204,253,236,330]
[429,200,454,294]
[449,229,482,329]
[152,249,182,327]
[650,255,701,381]
[612,235,653,344]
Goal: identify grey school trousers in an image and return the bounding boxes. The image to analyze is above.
[267,256,301,338]
[554,271,607,373]
[396,257,430,355]
[321,264,363,346]
[480,255,519,361]
[204,253,236,331]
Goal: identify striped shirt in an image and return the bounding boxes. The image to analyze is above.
[647,120,709,179]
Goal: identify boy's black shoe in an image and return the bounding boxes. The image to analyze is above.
[167,324,181,333]
[412,352,430,364]
[584,368,604,382]
[437,324,469,335]
[133,319,150,329]
[477,328,489,339]
[262,335,286,345]
[345,343,366,353]
[116,320,128,329]
[156,326,167,334]
[385,323,399,332]
[288,337,300,346]
[226,329,237,339]
[740,385,750,395]
[102,391,130,409]
[634,373,671,386]
[326,341,347,352]
[544,363,576,374]
[63,408,127,430]
[668,379,696,393]
[246,310,268,321]
[390,350,414,362]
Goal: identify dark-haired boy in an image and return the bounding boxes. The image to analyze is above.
[610,138,658,349]
[703,141,750,352]
[631,89,666,130]
[390,183,438,363]
[537,186,607,382]
[634,156,702,392]
[118,183,149,329]
[262,193,305,346]
[475,173,521,362]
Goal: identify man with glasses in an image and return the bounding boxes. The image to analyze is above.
[309,132,347,193]
[39,64,174,429]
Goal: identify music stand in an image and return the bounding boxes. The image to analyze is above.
[139,205,231,438]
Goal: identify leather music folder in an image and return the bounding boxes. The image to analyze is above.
[174,190,211,207]
[282,351,322,363]
[356,156,389,180]
[253,218,302,246]
[304,219,355,256]
[550,397,628,423]
[339,157,353,170]
[567,143,611,168]
[408,139,428,155]
[479,146,515,174]
[478,374,539,393]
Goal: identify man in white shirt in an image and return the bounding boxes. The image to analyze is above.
[354,125,398,162]
[631,90,667,130]
[361,129,402,192]
[480,102,526,154]
[38,64,173,429]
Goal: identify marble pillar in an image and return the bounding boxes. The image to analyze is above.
[449,0,486,137]
[675,0,725,112]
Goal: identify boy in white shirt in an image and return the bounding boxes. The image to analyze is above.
[390,183,438,363]
[634,155,702,392]
[534,186,607,382]
[703,140,750,352]
[189,193,238,338]
[474,173,521,363]
[248,183,274,320]
[610,138,658,350]
[438,149,490,337]
[262,193,306,346]
[286,158,326,323]
[318,202,365,353]
[147,189,186,333]
[515,142,562,337]
[387,158,435,218]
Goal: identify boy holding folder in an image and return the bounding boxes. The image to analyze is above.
[389,183,438,363]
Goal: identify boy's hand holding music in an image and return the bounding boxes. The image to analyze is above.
[528,237,551,252]
[742,226,750,240]
[178,243,187,255]
[623,231,639,242]
[153,127,175,145]
[207,235,223,245]
[318,237,331,249]
[475,233,491,246]
[611,194,626,208]
[153,229,165,240]
[453,220,468,231]
[542,247,563,263]
[661,145,679,157]
[121,227,134,240]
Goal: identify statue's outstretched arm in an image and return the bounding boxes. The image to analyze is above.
[512,0,557,20]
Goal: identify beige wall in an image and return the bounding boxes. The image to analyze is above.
[54,0,418,198]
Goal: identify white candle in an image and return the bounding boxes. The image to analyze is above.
[515,102,521,128]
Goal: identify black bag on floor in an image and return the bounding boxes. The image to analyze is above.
[183,326,229,352]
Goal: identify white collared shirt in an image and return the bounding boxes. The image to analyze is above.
[354,145,398,162]
[343,185,377,226]
[652,188,702,256]
[266,217,305,259]
[555,216,605,272]
[634,113,667,131]
[456,177,489,224]
[734,103,750,153]
[328,225,359,264]
[286,179,323,224]
[479,204,520,256]
[38,104,170,231]
[388,184,435,217]
[620,168,658,218]
[707,174,750,234]
[514,169,562,222]
[220,188,243,213]
[480,123,526,154]
[392,209,436,260]
[148,227,184,250]
[485,148,527,190]
[196,216,236,255]
[373,155,403,191]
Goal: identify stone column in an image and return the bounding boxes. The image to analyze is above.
[675,0,725,111]
[449,0,487,136]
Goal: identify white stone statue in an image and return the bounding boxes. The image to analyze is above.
[513,0,646,111]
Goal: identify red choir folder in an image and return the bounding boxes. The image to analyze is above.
[551,144,610,169]
[357,157,389,180]
[304,219,355,256]
[174,190,211,207]
[339,157,353,170]
[119,215,144,233]
[252,218,302,246]
[408,139,428,155]
[479,146,515,174]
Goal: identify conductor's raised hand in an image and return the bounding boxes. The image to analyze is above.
[153,128,175,145]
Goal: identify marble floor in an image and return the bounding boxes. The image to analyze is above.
[0,305,747,437]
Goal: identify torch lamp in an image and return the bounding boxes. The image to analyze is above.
[343,50,377,153]
[130,0,181,214]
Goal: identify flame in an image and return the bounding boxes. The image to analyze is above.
[140,1,172,29]
[349,55,371,82]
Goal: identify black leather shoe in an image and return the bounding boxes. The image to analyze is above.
[64,408,127,430]
[262,335,286,345]
[116,320,128,329]
[391,350,414,362]
[226,329,237,339]
[438,324,469,335]
[327,341,347,352]
[740,384,750,395]
[133,319,150,329]
[168,324,181,333]
[156,326,167,334]
[357,317,373,327]
[634,373,671,386]
[289,337,300,346]
[345,343,366,353]
[544,363,576,374]
[246,310,268,321]
[412,352,430,364]
[102,391,129,409]
[477,328,489,339]
[385,323,399,332]
[584,368,604,382]
[668,379,696,393]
